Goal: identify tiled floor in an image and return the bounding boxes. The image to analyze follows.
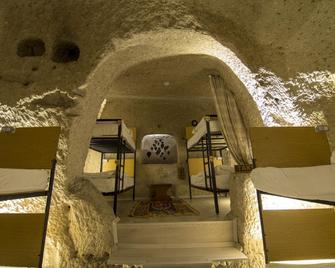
[107,196,231,223]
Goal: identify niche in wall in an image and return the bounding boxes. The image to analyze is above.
[52,41,80,63]
[17,39,45,57]
[141,134,177,164]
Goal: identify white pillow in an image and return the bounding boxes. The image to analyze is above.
[215,165,233,175]
[331,151,335,164]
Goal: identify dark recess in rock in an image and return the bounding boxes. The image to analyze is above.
[52,41,80,63]
[17,39,45,57]
[23,81,31,86]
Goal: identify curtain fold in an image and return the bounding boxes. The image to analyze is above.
[209,74,253,165]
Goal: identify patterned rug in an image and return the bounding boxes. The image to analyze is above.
[129,199,199,217]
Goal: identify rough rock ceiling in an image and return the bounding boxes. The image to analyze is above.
[109,55,214,100]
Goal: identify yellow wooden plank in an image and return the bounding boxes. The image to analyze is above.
[263,209,335,261]
[104,159,135,177]
[0,127,60,169]
[0,213,45,267]
[249,127,331,167]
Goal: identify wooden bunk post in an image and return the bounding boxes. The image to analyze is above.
[38,159,57,268]
[113,121,122,215]
[256,190,269,263]
[185,140,193,200]
[206,118,219,215]
[132,150,136,201]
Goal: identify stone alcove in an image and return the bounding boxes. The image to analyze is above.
[141,134,178,164]
[52,41,80,63]
[17,38,45,57]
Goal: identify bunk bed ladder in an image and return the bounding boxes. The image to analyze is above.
[186,140,193,200]
[113,121,123,214]
[132,150,136,201]
[100,152,104,172]
[201,139,210,190]
[120,139,126,191]
[205,119,220,215]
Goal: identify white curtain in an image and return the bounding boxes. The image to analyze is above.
[209,74,253,165]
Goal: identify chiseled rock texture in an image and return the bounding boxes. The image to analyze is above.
[228,174,265,268]
[0,0,334,267]
[67,178,115,265]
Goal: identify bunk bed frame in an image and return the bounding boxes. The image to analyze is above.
[0,126,60,268]
[89,119,136,214]
[186,115,228,214]
[250,127,335,264]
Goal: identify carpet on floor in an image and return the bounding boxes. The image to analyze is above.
[129,199,199,217]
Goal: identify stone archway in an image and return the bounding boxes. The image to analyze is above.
[60,29,266,267]
[66,29,264,181]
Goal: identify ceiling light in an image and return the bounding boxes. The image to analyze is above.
[163,81,170,86]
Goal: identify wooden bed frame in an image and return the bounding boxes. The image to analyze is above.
[0,126,60,268]
[250,127,335,263]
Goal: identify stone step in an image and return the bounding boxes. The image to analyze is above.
[117,220,237,244]
[109,245,247,265]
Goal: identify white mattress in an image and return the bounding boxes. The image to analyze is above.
[92,120,135,150]
[191,168,232,190]
[251,165,335,202]
[0,168,50,195]
[187,117,221,149]
[84,171,134,193]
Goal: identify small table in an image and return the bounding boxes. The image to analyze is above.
[150,183,172,201]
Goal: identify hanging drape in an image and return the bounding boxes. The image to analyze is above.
[209,74,253,165]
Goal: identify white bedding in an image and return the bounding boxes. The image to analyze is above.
[191,166,233,190]
[251,165,335,202]
[0,168,50,195]
[92,120,135,151]
[187,117,221,149]
[83,171,134,193]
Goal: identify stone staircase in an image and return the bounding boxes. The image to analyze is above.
[109,219,247,267]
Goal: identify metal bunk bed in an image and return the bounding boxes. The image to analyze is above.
[186,115,228,214]
[89,119,136,214]
[0,126,60,268]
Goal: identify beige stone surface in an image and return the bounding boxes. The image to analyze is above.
[0,1,334,267]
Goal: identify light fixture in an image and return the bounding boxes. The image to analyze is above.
[163,81,170,86]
